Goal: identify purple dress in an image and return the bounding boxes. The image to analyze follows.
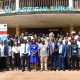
[30,43,38,63]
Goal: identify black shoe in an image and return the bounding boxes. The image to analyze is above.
[69,69,71,71]
[22,69,25,72]
[58,68,61,71]
[51,69,53,71]
[6,69,9,71]
[28,69,31,71]
[63,69,65,71]
[77,68,79,71]
[54,69,56,71]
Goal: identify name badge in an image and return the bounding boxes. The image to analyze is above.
[33,47,35,49]
[74,51,76,53]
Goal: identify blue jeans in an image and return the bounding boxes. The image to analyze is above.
[50,54,56,69]
[58,54,64,70]
[21,54,30,70]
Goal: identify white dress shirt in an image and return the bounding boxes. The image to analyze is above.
[20,43,30,57]
[77,41,80,48]
[8,46,12,56]
[0,44,5,57]
[59,44,63,54]
[12,46,20,53]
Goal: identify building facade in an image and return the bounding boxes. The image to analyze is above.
[0,0,80,36]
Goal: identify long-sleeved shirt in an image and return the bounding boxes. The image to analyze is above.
[48,41,55,55]
[8,46,12,56]
[12,46,20,54]
[20,43,30,56]
[0,44,5,57]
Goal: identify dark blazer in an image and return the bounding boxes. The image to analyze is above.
[58,44,66,57]
[66,44,71,58]
[71,44,78,56]
[4,44,9,56]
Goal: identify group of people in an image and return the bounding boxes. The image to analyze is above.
[0,31,80,72]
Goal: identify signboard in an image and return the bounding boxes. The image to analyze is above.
[16,6,73,12]
[0,24,7,41]
[4,6,73,13]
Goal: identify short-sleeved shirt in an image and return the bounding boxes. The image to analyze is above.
[39,43,48,57]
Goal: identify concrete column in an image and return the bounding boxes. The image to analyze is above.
[69,0,73,9]
[16,0,19,11]
[16,26,20,37]
[0,1,3,11]
[70,24,74,34]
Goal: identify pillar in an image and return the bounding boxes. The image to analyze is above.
[16,0,19,11]
[69,0,73,9]
[0,1,3,11]
[70,24,74,34]
[16,26,20,37]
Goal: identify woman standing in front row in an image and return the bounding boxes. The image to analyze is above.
[12,42,20,70]
[39,40,49,71]
[30,39,39,71]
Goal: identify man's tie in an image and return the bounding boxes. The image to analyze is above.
[24,44,26,54]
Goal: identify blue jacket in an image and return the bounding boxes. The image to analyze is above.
[4,44,9,56]
[58,44,66,57]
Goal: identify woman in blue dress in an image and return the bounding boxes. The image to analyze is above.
[30,39,39,71]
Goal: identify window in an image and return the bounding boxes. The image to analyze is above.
[2,0,16,11]
[73,0,80,9]
[19,0,69,8]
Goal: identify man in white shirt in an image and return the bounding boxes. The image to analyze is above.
[77,36,80,66]
[0,41,5,70]
[8,42,13,70]
[20,39,30,71]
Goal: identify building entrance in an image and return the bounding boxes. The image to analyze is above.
[20,28,63,37]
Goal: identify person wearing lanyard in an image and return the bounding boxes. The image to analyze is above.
[20,39,30,72]
[71,40,79,70]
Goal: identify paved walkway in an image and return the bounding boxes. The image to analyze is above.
[0,70,80,80]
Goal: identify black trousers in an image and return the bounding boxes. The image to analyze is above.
[72,56,79,70]
[21,54,30,71]
[14,53,21,69]
[67,57,71,70]
[9,56,14,69]
[78,56,80,69]
[49,54,56,70]
[64,57,68,69]
[5,56,9,70]
[0,57,6,70]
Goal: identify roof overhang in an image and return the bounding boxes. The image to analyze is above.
[0,12,80,28]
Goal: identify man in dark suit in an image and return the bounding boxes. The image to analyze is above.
[65,40,71,70]
[4,41,9,71]
[58,38,66,70]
